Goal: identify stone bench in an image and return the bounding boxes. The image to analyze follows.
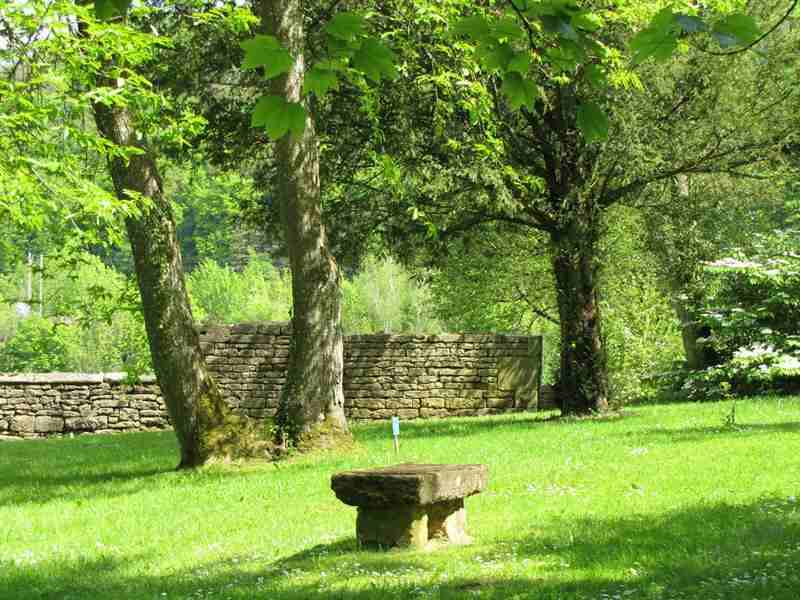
[331,463,488,550]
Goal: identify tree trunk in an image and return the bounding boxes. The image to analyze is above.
[551,210,609,415]
[91,97,246,469]
[672,299,707,370]
[258,0,349,448]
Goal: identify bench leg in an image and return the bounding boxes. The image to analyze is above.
[356,505,428,549]
[426,499,471,545]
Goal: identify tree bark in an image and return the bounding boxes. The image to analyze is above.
[550,206,609,415]
[91,94,245,469]
[258,0,349,448]
[672,299,707,370]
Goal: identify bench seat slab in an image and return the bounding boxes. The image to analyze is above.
[332,463,488,507]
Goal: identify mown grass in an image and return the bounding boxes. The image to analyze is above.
[2,397,800,600]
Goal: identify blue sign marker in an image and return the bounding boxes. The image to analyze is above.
[391,416,400,455]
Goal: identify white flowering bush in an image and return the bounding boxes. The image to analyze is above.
[676,256,800,399]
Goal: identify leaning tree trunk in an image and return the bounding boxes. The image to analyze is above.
[550,206,609,415]
[259,0,349,449]
[91,97,245,469]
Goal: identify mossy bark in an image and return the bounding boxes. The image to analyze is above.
[551,205,609,416]
[90,88,247,469]
[258,0,350,448]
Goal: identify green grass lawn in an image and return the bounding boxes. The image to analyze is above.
[2,398,800,600]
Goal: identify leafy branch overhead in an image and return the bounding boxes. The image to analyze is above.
[450,2,765,144]
[240,12,397,141]
[93,0,132,21]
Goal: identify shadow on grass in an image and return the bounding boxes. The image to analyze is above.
[625,420,800,444]
[4,497,799,599]
[352,411,574,444]
[0,431,284,507]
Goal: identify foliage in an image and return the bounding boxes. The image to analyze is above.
[240,12,397,139]
[675,257,800,400]
[0,1,136,260]
[341,256,442,334]
[0,316,72,373]
[187,256,292,324]
[3,400,800,598]
[0,254,151,373]
[188,254,441,334]
[239,1,768,142]
[600,207,684,405]
[421,210,684,398]
[167,162,262,272]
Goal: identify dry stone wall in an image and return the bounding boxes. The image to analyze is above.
[0,373,165,439]
[1,324,543,438]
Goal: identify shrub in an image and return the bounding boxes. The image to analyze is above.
[0,316,72,372]
[342,256,442,334]
[188,255,291,324]
[677,257,800,398]
[0,254,152,374]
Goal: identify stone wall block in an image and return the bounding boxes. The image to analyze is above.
[11,415,34,433]
[34,416,64,433]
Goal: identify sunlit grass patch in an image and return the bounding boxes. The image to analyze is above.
[1,397,799,599]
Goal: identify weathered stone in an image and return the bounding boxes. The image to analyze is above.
[11,415,34,433]
[34,416,64,433]
[427,498,471,545]
[64,416,107,431]
[333,464,487,550]
[332,463,487,508]
[356,505,428,549]
[496,349,541,409]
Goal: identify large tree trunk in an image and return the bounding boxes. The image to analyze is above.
[258,0,349,448]
[91,97,245,469]
[551,209,609,415]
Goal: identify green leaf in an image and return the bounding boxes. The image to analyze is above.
[303,66,339,97]
[240,36,293,79]
[713,14,760,47]
[571,12,604,32]
[94,0,131,20]
[475,41,515,72]
[541,15,579,40]
[507,52,531,75]
[352,38,397,82]
[630,10,679,64]
[577,102,609,143]
[325,12,366,41]
[584,64,606,88]
[493,17,525,41]
[650,8,678,35]
[712,32,738,48]
[251,95,306,140]
[501,72,538,110]
[452,15,491,40]
[675,14,706,34]
[546,39,586,72]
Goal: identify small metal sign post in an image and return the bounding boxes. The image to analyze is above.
[391,416,400,456]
